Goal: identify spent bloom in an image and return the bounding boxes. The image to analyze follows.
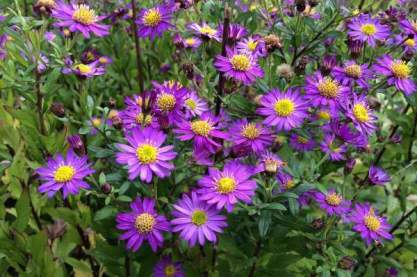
[51,1,110,38]
[136,4,174,40]
[116,197,170,252]
[197,160,257,212]
[171,192,227,247]
[313,189,351,216]
[153,257,185,277]
[115,127,176,183]
[36,149,94,198]
[368,165,391,186]
[348,14,390,47]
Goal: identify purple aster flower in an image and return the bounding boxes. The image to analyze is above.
[332,60,372,90]
[313,107,339,123]
[343,94,377,136]
[289,133,316,152]
[399,19,417,36]
[44,31,56,42]
[183,91,209,119]
[228,119,274,154]
[312,189,351,216]
[197,160,257,212]
[374,54,416,96]
[256,151,285,174]
[276,172,295,191]
[304,71,349,109]
[153,257,185,277]
[52,1,110,38]
[320,133,347,161]
[349,203,393,245]
[174,112,227,154]
[218,23,247,41]
[390,34,417,54]
[298,190,316,207]
[136,4,174,40]
[214,48,264,85]
[67,134,85,156]
[171,192,227,247]
[152,81,187,126]
[188,22,220,41]
[116,197,170,252]
[115,127,176,183]
[119,107,158,130]
[183,37,202,49]
[36,149,94,198]
[348,14,390,47]
[368,165,391,186]
[385,267,399,277]
[237,36,267,58]
[257,88,308,131]
[62,58,106,78]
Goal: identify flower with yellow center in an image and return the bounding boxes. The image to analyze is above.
[360,23,377,36]
[157,93,176,111]
[230,54,251,71]
[136,144,158,164]
[390,61,410,79]
[217,177,236,194]
[325,193,342,206]
[191,210,208,226]
[143,9,162,27]
[135,213,155,233]
[404,38,415,47]
[318,110,331,120]
[185,98,197,111]
[264,159,280,173]
[164,265,176,277]
[191,120,212,137]
[74,64,92,74]
[274,99,295,117]
[72,4,97,25]
[200,26,217,36]
[247,40,258,51]
[241,123,260,139]
[54,165,75,183]
[317,78,340,98]
[185,38,196,46]
[364,211,381,232]
[285,179,295,189]
[353,103,369,122]
[344,64,362,78]
[92,118,102,128]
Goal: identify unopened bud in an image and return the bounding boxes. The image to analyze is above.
[101,183,112,194]
[338,256,355,270]
[67,134,85,156]
[51,102,65,117]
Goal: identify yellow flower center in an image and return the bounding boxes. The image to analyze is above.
[143,9,162,27]
[135,213,155,233]
[157,93,176,112]
[364,214,381,232]
[92,118,101,127]
[274,99,295,117]
[164,265,176,277]
[360,23,377,36]
[191,120,212,137]
[404,38,415,47]
[297,136,308,144]
[344,64,362,78]
[247,40,258,51]
[317,78,340,98]
[185,38,196,46]
[318,110,331,120]
[74,64,92,74]
[136,144,158,164]
[54,165,75,183]
[230,54,251,71]
[72,4,97,25]
[353,103,369,122]
[200,26,217,36]
[325,193,342,206]
[98,57,109,64]
[191,210,208,226]
[217,177,236,194]
[135,113,153,127]
[185,98,197,111]
[241,123,260,139]
[391,61,410,79]
[285,179,295,189]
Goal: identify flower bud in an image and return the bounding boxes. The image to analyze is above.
[67,134,85,156]
[295,0,306,12]
[277,64,295,80]
[108,97,116,108]
[320,54,337,75]
[263,34,282,53]
[344,159,356,174]
[311,218,324,230]
[338,256,355,270]
[46,219,67,240]
[181,62,194,80]
[50,102,65,117]
[101,183,112,194]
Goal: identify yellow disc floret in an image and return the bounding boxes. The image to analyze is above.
[136,144,158,164]
[353,103,369,122]
[317,78,340,98]
[185,98,197,111]
[274,99,295,117]
[74,64,92,74]
[200,26,217,36]
[405,38,415,47]
[191,120,212,137]
[73,4,97,25]
[54,165,75,183]
[241,123,260,139]
[191,210,208,226]
[217,177,236,194]
[247,40,258,51]
[364,213,381,232]
[135,213,155,233]
[360,23,377,36]
[391,61,410,79]
[344,64,362,78]
[143,9,162,27]
[157,93,176,111]
[164,265,176,277]
[325,193,342,206]
[230,54,251,71]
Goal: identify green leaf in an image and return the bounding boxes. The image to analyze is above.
[13,189,30,231]
[94,206,118,221]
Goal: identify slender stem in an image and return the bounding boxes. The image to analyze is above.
[211,244,217,273]
[407,108,417,162]
[358,0,366,10]
[386,229,417,257]
[390,206,417,234]
[35,73,46,135]
[125,253,131,277]
[248,238,262,277]
[130,0,145,94]
[215,3,230,115]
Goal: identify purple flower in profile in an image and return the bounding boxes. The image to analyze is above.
[62,57,106,78]
[218,23,247,41]
[52,2,110,38]
[115,127,176,183]
[320,133,347,161]
[119,107,158,130]
[183,91,209,119]
[237,36,267,58]
[171,192,227,247]
[332,60,372,90]
[228,119,274,154]
[152,81,187,126]
[368,165,391,186]
[374,55,416,96]
[153,257,185,277]
[349,203,393,245]
[136,4,173,40]
[343,94,377,136]
[399,19,417,36]
[188,22,220,41]
[305,71,349,109]
[197,160,257,212]
[44,31,56,42]
[36,149,95,198]
[348,14,390,47]
[183,37,202,49]
[257,88,308,131]
[276,172,295,191]
[214,48,264,85]
[289,133,316,152]
[313,189,351,216]
[391,34,417,54]
[256,151,285,174]
[116,197,170,252]
[298,190,316,207]
[174,112,227,154]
